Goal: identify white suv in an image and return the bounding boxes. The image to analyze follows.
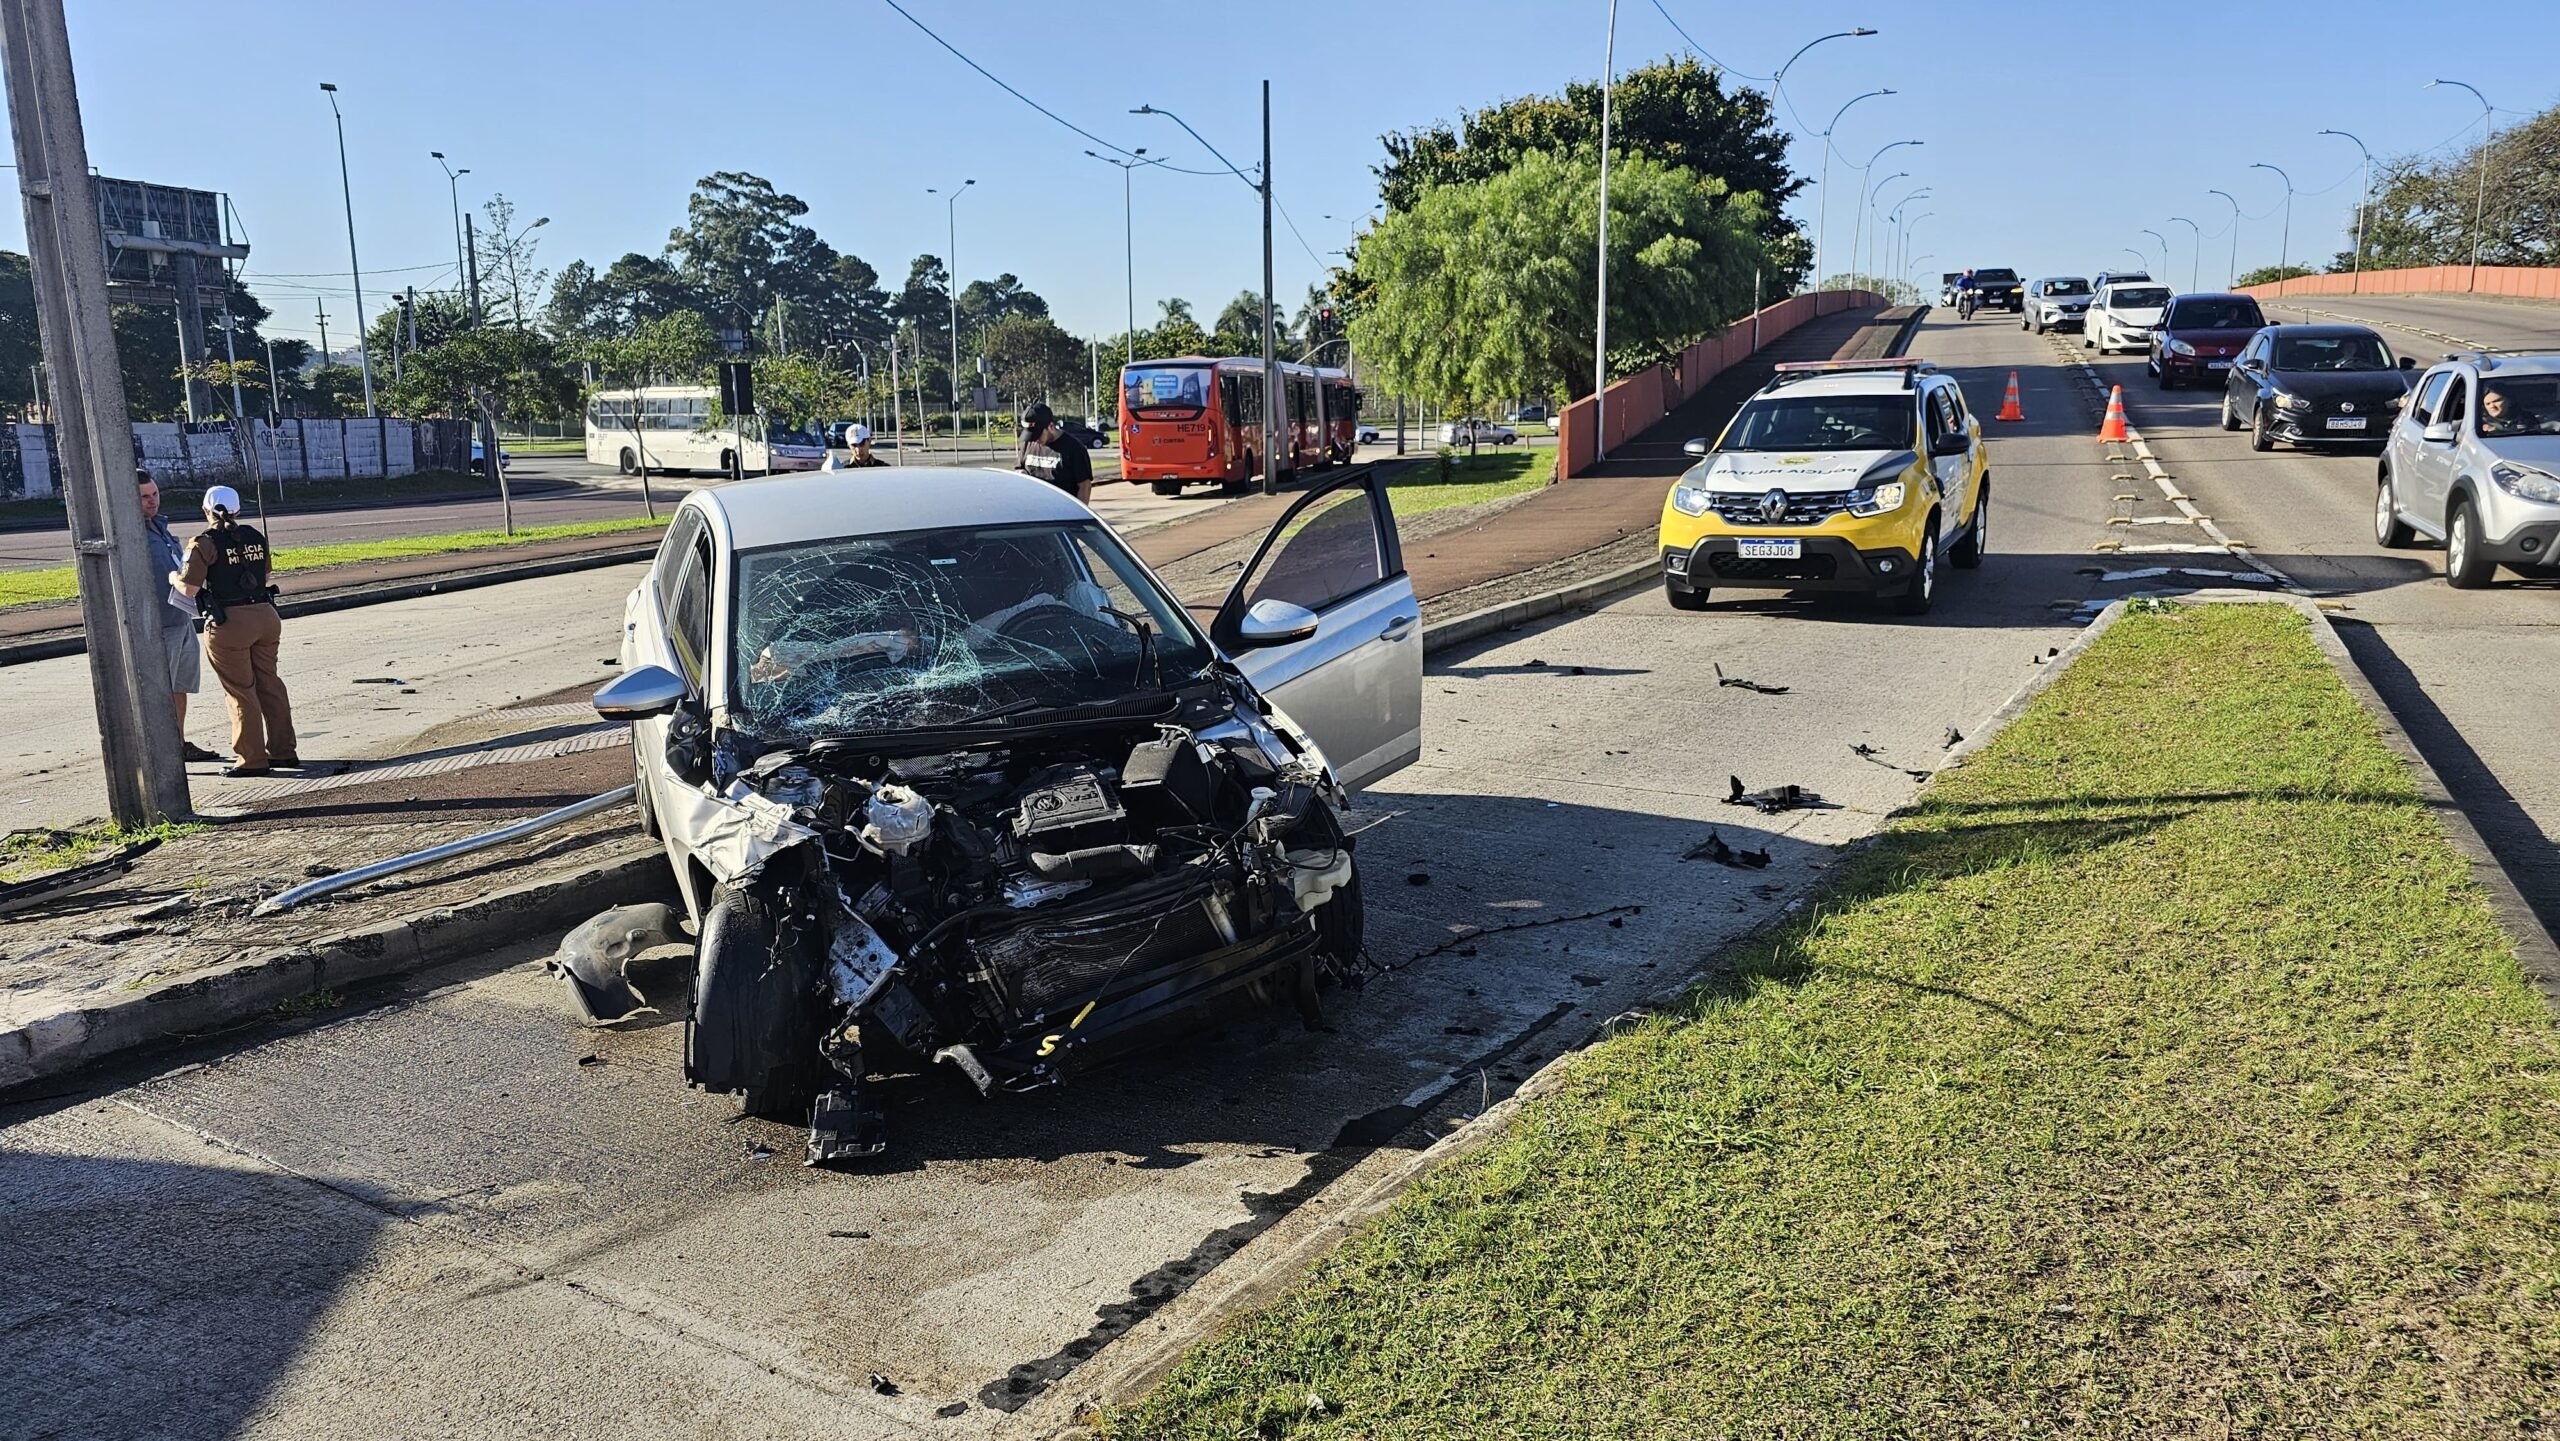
[2376,353,2560,587]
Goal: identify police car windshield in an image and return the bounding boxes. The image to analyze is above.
[1721,394,1916,452]
[730,520,1211,742]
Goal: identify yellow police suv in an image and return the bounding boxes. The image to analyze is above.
[1659,358,1989,616]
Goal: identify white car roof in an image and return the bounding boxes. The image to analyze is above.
[2440,353,2560,376]
[695,466,1090,551]
[1764,372,1934,400]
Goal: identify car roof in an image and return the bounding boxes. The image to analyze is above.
[1760,372,1931,400]
[693,467,1090,551]
[2261,323,2381,338]
[2169,292,2258,303]
[2438,352,2560,376]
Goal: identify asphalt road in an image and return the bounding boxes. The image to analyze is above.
[2253,290,2560,351]
[0,314,2310,1438]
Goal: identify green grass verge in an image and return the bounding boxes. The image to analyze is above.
[1384,449,1555,519]
[0,514,665,609]
[1,819,205,884]
[1107,603,2560,1440]
[496,436,587,455]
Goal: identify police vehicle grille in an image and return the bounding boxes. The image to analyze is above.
[1706,492,1846,525]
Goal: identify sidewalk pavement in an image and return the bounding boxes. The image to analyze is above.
[0,306,1905,1090]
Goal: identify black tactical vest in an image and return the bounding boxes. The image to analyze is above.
[201,523,272,607]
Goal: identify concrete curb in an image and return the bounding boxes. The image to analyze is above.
[0,540,662,668]
[1419,557,1660,654]
[0,843,671,1093]
[1022,590,2560,1433]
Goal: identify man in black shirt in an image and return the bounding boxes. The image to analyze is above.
[1017,402,1093,501]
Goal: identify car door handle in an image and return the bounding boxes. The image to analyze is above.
[1381,614,1417,640]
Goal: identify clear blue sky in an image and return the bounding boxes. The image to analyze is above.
[15,0,2557,350]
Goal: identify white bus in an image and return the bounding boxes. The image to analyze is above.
[584,385,827,476]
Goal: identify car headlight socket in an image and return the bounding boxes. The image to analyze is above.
[2490,461,2560,505]
[1671,484,1713,517]
[2274,391,2311,413]
[2167,339,2197,357]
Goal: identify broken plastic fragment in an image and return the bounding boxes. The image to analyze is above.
[550,902,688,1024]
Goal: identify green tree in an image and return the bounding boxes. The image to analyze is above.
[302,363,370,419]
[475,193,551,330]
[387,325,574,423]
[747,352,858,429]
[1349,149,1768,406]
[982,315,1085,404]
[579,309,720,392]
[1376,55,1803,281]
[2345,105,2560,270]
[664,172,882,353]
[546,252,700,340]
[2235,264,2320,288]
[0,251,39,417]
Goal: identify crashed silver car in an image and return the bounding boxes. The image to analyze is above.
[561,467,1421,1162]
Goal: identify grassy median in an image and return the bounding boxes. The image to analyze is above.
[1108,603,2560,1440]
[0,514,664,609]
[1386,448,1556,518]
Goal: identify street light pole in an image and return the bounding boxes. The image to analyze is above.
[2251,162,2294,299]
[926,179,974,448]
[1849,141,1920,283]
[503,215,547,333]
[1084,148,1156,369]
[1130,95,1282,494]
[432,151,468,308]
[1900,214,1933,291]
[2317,129,2374,293]
[1595,0,1618,462]
[1869,175,1916,279]
[319,83,375,417]
[2142,228,2170,282]
[2426,80,2494,292]
[1814,87,1892,288]
[2208,188,2242,289]
[2169,216,2202,293]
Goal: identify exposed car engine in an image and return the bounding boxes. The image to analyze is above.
[556,680,1362,1164]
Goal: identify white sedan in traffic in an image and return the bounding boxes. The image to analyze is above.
[1440,419,1518,446]
[2085,282,2174,355]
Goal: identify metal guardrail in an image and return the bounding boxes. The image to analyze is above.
[253,785,635,916]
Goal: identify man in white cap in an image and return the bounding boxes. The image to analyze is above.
[844,422,886,468]
[170,483,297,777]
[137,468,224,762]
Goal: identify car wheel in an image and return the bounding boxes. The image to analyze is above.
[2374,469,2416,549]
[2250,406,2278,452]
[718,448,737,475]
[1951,480,1988,570]
[1665,579,1711,611]
[618,447,638,475]
[1890,520,1940,616]
[2082,333,2095,350]
[692,883,824,1120]
[2445,499,2496,588]
[2158,364,2178,390]
[2219,394,2243,432]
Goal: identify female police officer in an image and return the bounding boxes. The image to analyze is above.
[171,484,298,777]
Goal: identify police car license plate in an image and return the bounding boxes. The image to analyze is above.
[1737,539,1802,560]
[2326,417,2368,431]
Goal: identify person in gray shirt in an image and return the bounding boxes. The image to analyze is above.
[137,469,224,763]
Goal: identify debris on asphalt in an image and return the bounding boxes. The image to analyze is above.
[0,837,163,918]
[745,1143,773,1161]
[1405,872,1431,887]
[1379,904,1644,974]
[1724,776,1828,813]
[302,863,338,879]
[352,677,403,685]
[1943,726,1964,748]
[1683,829,1772,868]
[829,1229,872,1239]
[76,923,149,944]
[575,1054,605,1068]
[1714,663,1789,695]
[870,1373,900,1396]
[1444,1024,1482,1036]
[128,896,192,922]
[1850,743,1931,781]
[935,1402,969,1419]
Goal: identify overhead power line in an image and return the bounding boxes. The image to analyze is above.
[1646,0,1777,83]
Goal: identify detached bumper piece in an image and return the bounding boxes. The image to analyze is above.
[807,1087,888,1164]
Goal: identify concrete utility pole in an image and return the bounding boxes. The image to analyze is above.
[0,0,188,823]
[319,83,375,417]
[928,180,973,448]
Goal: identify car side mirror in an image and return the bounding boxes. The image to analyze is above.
[594,664,688,721]
[1236,598,1321,649]
[1929,431,1970,458]
[2399,357,2417,371]
[1682,437,1711,456]
[2422,421,2458,445]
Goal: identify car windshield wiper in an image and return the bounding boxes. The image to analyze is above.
[1100,605,1162,689]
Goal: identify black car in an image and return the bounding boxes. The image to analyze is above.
[1059,420,1110,450]
[2220,324,2418,452]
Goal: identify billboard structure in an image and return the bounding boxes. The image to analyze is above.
[95,176,247,301]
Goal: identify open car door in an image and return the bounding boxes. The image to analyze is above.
[1211,470,1421,790]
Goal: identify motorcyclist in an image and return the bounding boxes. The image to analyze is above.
[1957,269,1979,319]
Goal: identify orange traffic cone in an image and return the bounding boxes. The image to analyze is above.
[1995,371,2026,422]
[2097,385,2130,442]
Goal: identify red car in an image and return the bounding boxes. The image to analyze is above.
[2148,293,2269,390]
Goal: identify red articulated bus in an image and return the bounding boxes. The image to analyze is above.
[1118,355,1360,495]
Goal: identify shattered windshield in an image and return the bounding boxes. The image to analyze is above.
[732,520,1213,741]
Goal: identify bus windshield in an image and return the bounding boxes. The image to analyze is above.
[1124,365,1210,414]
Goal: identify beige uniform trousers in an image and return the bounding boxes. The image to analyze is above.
[203,601,295,767]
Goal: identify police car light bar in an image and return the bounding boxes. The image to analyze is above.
[1764,357,1938,390]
